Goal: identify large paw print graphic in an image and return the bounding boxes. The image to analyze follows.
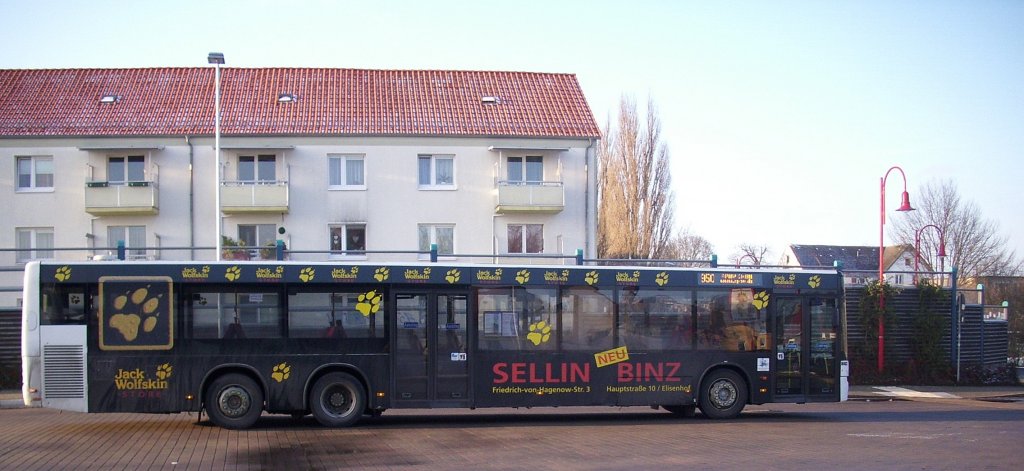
[271,363,291,383]
[515,269,530,284]
[527,320,552,346]
[225,266,242,281]
[655,272,669,286]
[808,275,821,288]
[374,267,390,282]
[356,290,382,316]
[155,363,173,380]
[299,267,315,282]
[752,291,770,310]
[109,286,162,342]
[445,269,461,284]
[55,266,72,282]
[585,271,599,286]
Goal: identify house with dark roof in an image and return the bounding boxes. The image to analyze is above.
[779,244,935,286]
[1,66,601,306]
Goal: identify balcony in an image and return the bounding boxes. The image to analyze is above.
[495,181,564,213]
[84,181,158,215]
[221,181,289,213]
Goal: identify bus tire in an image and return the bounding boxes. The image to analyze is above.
[206,373,263,430]
[662,405,696,417]
[310,372,365,428]
[698,369,746,419]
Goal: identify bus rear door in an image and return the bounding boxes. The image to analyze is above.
[393,291,470,407]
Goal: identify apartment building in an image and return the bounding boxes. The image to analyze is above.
[0,67,601,307]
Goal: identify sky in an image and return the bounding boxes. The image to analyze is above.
[2,0,1022,262]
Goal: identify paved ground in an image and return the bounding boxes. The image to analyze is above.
[1,386,1022,470]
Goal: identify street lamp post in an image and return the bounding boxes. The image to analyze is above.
[878,166,914,373]
[208,52,225,261]
[914,224,947,285]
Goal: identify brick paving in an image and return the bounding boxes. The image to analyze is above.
[1,398,1023,470]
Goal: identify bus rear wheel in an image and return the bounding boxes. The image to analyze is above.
[698,369,746,419]
[310,372,365,428]
[206,373,264,430]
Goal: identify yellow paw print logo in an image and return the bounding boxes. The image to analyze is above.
[585,271,599,286]
[515,269,531,284]
[225,266,241,281]
[108,286,162,342]
[271,362,291,383]
[356,290,382,316]
[445,269,461,284]
[527,320,552,346]
[374,267,390,281]
[299,267,315,282]
[55,266,72,282]
[155,363,173,380]
[808,275,821,288]
[655,272,669,286]
[752,291,770,310]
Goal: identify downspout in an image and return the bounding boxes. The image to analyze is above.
[584,138,597,259]
[186,136,195,260]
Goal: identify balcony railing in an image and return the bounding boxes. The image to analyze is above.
[495,181,564,213]
[221,180,289,213]
[84,181,159,215]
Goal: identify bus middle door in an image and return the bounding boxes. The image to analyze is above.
[393,291,470,407]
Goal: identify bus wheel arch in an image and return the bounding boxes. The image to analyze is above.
[308,371,366,428]
[697,367,748,419]
[203,370,265,430]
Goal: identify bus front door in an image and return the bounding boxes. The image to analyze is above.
[773,296,807,400]
[773,296,841,402]
[393,291,470,407]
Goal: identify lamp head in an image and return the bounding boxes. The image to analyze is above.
[207,52,225,65]
[897,191,914,212]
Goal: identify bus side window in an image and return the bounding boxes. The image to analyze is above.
[41,286,89,325]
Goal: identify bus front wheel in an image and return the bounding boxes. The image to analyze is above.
[310,372,365,428]
[206,373,264,429]
[698,369,746,419]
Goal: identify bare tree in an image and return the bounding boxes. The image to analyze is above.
[664,229,715,266]
[891,179,1022,281]
[733,243,770,266]
[597,96,674,259]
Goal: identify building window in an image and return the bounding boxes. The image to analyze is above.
[330,224,366,256]
[507,224,544,254]
[238,155,276,182]
[507,156,543,183]
[107,156,145,183]
[328,155,365,189]
[107,225,147,260]
[16,227,54,262]
[418,224,454,257]
[238,224,277,257]
[17,156,53,191]
[418,154,454,187]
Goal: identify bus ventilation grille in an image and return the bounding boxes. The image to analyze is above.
[43,345,86,399]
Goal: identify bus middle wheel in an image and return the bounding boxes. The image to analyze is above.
[310,372,365,428]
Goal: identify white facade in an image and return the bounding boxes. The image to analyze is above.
[2,135,598,307]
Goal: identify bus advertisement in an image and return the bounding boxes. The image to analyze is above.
[22,261,848,429]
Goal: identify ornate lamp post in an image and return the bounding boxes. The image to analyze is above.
[914,224,946,285]
[878,166,914,373]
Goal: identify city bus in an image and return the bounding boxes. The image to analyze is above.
[22,260,848,429]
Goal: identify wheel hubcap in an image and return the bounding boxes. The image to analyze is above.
[218,386,250,418]
[709,380,737,409]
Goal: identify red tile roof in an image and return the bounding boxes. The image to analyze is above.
[0,68,600,138]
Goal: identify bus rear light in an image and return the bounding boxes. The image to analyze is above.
[376,392,385,398]
[186,394,194,401]
[759,388,768,394]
